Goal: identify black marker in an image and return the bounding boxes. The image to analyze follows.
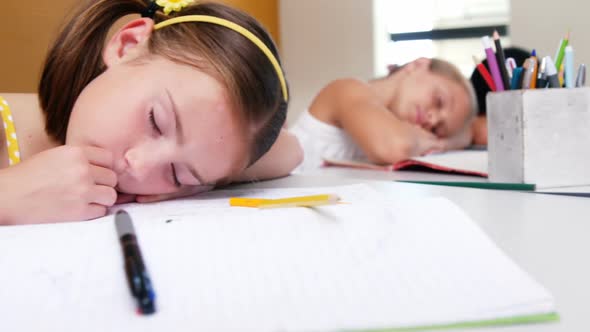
[115,210,156,315]
[536,56,548,89]
[545,56,561,88]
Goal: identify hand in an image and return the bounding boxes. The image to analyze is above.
[441,125,473,151]
[409,126,446,157]
[471,115,487,146]
[0,146,117,224]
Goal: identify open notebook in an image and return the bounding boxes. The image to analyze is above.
[324,150,488,177]
[0,184,556,331]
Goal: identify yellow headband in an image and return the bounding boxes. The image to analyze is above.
[154,15,288,102]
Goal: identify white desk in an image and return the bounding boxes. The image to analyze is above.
[3,167,587,331]
[234,168,590,332]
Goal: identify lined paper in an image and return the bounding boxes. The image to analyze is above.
[0,184,554,332]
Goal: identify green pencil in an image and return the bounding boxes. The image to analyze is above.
[554,31,570,72]
[397,180,535,191]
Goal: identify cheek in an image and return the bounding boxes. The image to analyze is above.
[448,111,470,135]
[66,69,149,145]
[118,174,173,195]
[67,95,146,148]
[401,81,428,107]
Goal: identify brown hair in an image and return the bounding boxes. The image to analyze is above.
[387,58,478,118]
[38,0,287,165]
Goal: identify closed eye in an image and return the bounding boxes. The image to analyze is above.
[171,163,181,188]
[149,109,162,135]
[436,96,444,109]
[431,126,439,135]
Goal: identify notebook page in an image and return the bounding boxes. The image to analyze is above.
[0,184,554,332]
[408,150,488,174]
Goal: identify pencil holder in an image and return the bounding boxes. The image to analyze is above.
[487,87,590,187]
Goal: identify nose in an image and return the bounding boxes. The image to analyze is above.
[422,109,440,131]
[123,145,165,182]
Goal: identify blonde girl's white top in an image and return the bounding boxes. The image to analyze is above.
[289,109,368,173]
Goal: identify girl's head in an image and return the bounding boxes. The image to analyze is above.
[384,58,477,138]
[38,0,287,196]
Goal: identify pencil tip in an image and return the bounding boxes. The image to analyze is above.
[493,30,500,39]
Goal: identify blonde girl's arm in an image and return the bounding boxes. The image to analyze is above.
[441,121,474,151]
[311,79,443,165]
[234,128,303,182]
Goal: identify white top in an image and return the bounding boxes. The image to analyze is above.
[290,109,368,172]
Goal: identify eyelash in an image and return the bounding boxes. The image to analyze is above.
[149,109,162,135]
[436,96,444,109]
[149,109,180,187]
[171,163,181,188]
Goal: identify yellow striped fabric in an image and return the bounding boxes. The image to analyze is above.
[0,96,21,165]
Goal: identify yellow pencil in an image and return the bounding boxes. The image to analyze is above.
[229,194,341,209]
[229,197,273,207]
[559,63,565,87]
[530,57,538,89]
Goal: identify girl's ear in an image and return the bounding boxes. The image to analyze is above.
[103,18,155,67]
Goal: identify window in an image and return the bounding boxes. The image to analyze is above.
[377,0,510,76]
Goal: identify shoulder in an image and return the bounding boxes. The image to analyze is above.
[309,78,374,126]
[0,93,38,108]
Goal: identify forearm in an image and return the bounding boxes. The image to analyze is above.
[443,125,473,151]
[470,115,488,146]
[362,130,413,165]
[341,109,417,164]
[234,129,303,182]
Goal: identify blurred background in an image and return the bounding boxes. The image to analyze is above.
[1,0,587,124]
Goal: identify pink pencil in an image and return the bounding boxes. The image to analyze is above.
[482,36,505,91]
[473,55,496,91]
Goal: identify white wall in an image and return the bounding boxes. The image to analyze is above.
[510,0,589,71]
[280,0,590,125]
[279,0,382,125]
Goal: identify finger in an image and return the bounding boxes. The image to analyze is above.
[422,148,442,156]
[80,204,108,221]
[90,165,117,187]
[422,146,437,155]
[137,185,213,203]
[387,64,399,75]
[89,185,117,207]
[136,194,170,204]
[82,146,114,169]
[413,57,431,68]
[116,193,137,204]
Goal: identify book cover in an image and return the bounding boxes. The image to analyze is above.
[323,150,488,177]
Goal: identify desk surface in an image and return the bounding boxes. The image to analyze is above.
[235,168,590,332]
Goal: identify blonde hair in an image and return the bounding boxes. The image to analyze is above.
[429,58,478,118]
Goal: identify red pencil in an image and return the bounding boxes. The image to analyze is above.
[473,55,496,91]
